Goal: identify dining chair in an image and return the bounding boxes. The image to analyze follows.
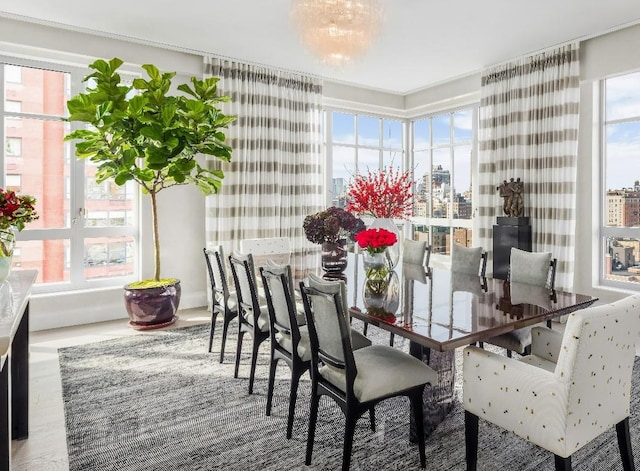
[402,238,431,266]
[450,243,487,277]
[300,281,438,471]
[463,294,640,471]
[228,251,270,394]
[482,247,557,357]
[260,264,310,439]
[203,246,238,362]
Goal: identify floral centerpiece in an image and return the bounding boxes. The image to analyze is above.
[303,207,365,275]
[355,227,398,307]
[0,189,39,256]
[345,166,414,219]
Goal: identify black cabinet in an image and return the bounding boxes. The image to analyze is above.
[492,217,532,280]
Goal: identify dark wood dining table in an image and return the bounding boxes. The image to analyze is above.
[336,252,597,437]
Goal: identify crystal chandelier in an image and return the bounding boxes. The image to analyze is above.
[290,0,384,67]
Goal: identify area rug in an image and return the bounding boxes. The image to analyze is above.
[59,322,640,471]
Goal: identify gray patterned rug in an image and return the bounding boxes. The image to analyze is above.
[59,322,640,471]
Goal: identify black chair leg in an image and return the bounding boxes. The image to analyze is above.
[208,312,218,353]
[286,368,303,439]
[411,390,426,469]
[219,314,232,363]
[506,349,513,358]
[265,352,277,416]
[368,406,376,432]
[248,337,261,394]
[464,410,479,471]
[616,417,636,471]
[389,333,395,346]
[305,390,319,466]
[342,413,357,471]
[234,330,244,379]
[554,455,571,471]
[363,322,369,336]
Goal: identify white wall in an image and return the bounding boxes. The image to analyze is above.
[2,16,640,329]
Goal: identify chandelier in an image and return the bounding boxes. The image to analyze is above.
[290,0,384,67]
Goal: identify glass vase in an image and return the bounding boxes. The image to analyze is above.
[321,238,348,277]
[369,218,400,269]
[0,228,16,282]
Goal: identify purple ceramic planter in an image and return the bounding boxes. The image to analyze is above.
[124,280,181,330]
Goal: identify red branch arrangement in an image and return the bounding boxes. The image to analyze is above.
[354,228,398,255]
[346,166,414,219]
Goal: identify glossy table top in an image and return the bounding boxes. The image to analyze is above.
[342,254,597,352]
[0,270,37,358]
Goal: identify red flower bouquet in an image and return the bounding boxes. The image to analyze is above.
[0,189,38,232]
[354,228,398,255]
[346,166,414,219]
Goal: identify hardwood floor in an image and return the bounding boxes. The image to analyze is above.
[9,308,211,471]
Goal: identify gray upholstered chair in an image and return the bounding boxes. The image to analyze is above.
[228,251,270,394]
[203,246,238,362]
[300,279,438,471]
[464,295,640,471]
[402,238,431,266]
[483,247,557,357]
[240,236,291,266]
[450,243,487,277]
[260,264,311,439]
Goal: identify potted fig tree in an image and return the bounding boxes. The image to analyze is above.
[65,58,234,329]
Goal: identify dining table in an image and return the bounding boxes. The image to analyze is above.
[332,252,598,438]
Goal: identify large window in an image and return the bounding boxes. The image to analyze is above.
[411,108,476,254]
[327,111,404,208]
[1,60,138,291]
[601,72,640,287]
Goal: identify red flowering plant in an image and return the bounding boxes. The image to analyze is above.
[346,166,414,219]
[0,189,39,257]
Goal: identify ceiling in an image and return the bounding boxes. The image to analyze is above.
[1,0,640,94]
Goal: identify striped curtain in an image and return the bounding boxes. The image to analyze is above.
[476,43,580,291]
[203,57,324,274]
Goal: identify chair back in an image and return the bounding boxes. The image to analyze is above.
[203,246,232,309]
[555,295,640,447]
[509,247,556,289]
[240,237,291,266]
[260,264,300,351]
[402,239,431,266]
[300,282,357,396]
[229,251,261,326]
[451,243,485,277]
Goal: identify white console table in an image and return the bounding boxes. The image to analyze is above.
[0,270,37,470]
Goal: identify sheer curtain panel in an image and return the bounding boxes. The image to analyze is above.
[203,58,324,274]
[476,43,580,291]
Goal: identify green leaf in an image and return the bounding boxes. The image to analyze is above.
[141,64,160,81]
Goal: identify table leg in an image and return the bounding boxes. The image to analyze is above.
[1,356,9,471]
[11,302,28,440]
[409,341,455,441]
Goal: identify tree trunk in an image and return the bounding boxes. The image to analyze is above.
[150,191,161,281]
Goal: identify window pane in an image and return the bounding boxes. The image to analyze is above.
[85,162,135,228]
[357,148,379,174]
[13,239,69,284]
[604,121,640,196]
[453,145,472,219]
[84,236,135,279]
[414,150,430,217]
[431,225,449,254]
[332,146,355,208]
[414,120,430,149]
[453,227,473,247]
[432,148,451,218]
[432,114,451,146]
[413,225,429,244]
[5,66,69,116]
[453,110,473,143]
[332,112,355,145]
[383,119,402,149]
[605,72,640,121]
[6,117,68,229]
[5,65,22,84]
[358,115,379,146]
[604,237,640,284]
[382,150,403,168]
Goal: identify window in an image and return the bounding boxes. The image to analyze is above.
[411,108,476,254]
[601,72,640,287]
[327,111,404,208]
[1,60,139,291]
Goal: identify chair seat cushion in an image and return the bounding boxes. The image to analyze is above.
[485,325,535,354]
[246,305,270,332]
[275,325,312,362]
[320,345,437,403]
